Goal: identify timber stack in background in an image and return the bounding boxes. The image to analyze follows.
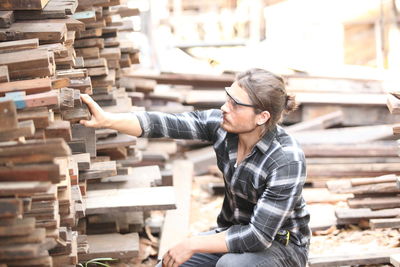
[0,0,182,266]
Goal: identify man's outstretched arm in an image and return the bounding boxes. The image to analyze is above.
[80,94,143,137]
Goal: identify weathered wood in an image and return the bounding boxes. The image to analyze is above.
[78,233,139,261]
[302,142,398,157]
[0,198,22,218]
[0,49,54,80]
[0,163,61,183]
[347,196,400,210]
[96,133,136,150]
[0,0,50,10]
[350,174,397,186]
[71,123,96,156]
[0,120,35,141]
[0,11,14,28]
[0,22,67,42]
[370,218,400,229]
[74,37,104,48]
[21,17,85,31]
[387,93,400,114]
[87,66,108,76]
[79,160,116,180]
[285,110,343,132]
[336,208,400,224]
[14,0,78,20]
[61,106,91,123]
[308,248,400,267]
[17,106,51,129]
[85,186,176,214]
[76,27,102,39]
[68,77,93,94]
[0,181,51,196]
[91,69,115,87]
[0,100,18,132]
[158,160,193,260]
[0,217,35,237]
[0,77,52,97]
[45,120,72,141]
[83,57,107,68]
[0,66,8,83]
[0,228,45,245]
[75,47,99,59]
[72,11,96,23]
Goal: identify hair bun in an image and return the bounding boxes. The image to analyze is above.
[284,94,298,113]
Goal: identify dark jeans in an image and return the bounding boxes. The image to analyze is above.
[156,230,308,267]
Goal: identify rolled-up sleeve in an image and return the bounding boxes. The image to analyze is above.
[134,109,221,141]
[225,160,306,252]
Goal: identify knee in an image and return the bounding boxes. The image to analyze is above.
[216,254,242,267]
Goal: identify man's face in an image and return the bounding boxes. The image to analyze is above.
[220,82,259,134]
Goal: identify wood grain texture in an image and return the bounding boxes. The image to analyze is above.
[0,0,50,10]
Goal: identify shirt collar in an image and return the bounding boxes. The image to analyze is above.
[255,126,277,154]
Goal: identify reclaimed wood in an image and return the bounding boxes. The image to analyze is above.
[285,110,343,133]
[0,181,51,196]
[0,217,35,237]
[0,66,8,83]
[387,94,400,114]
[71,123,96,156]
[79,160,116,180]
[347,196,400,210]
[96,133,136,150]
[78,233,138,261]
[0,22,67,42]
[0,11,14,28]
[0,198,22,218]
[75,47,99,59]
[308,163,400,178]
[0,0,50,10]
[0,163,61,183]
[72,11,96,23]
[61,106,91,123]
[0,228,45,245]
[336,208,400,224]
[302,142,398,157]
[14,0,78,19]
[83,57,107,68]
[45,120,72,141]
[309,248,400,267]
[74,37,104,48]
[0,120,35,141]
[0,49,54,79]
[158,160,193,260]
[0,100,18,132]
[85,186,176,214]
[0,77,52,97]
[17,106,51,129]
[370,218,400,229]
[22,17,85,31]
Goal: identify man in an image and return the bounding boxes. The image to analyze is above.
[80,68,310,267]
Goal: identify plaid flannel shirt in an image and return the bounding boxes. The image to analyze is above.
[135,109,310,253]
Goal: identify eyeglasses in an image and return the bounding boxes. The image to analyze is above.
[225,87,257,108]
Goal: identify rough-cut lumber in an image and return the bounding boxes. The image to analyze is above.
[0,22,67,42]
[22,17,85,31]
[96,133,136,150]
[0,181,51,196]
[78,233,138,261]
[45,120,72,141]
[370,218,400,229]
[158,160,193,260]
[0,49,54,79]
[308,163,400,178]
[0,198,22,218]
[0,228,45,245]
[0,0,50,10]
[0,120,35,141]
[0,77,52,97]
[308,248,400,267]
[0,100,18,132]
[85,186,176,214]
[0,66,8,83]
[302,142,398,157]
[72,11,96,23]
[0,11,14,28]
[286,110,343,132]
[387,94,400,114]
[14,0,78,20]
[347,196,400,210]
[17,106,52,129]
[0,38,39,54]
[71,123,96,156]
[336,208,400,224]
[0,138,71,164]
[0,217,35,237]
[0,163,61,183]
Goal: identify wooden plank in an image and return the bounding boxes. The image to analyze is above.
[302,142,398,157]
[0,66,8,83]
[309,248,400,267]
[370,218,400,229]
[0,77,52,97]
[0,120,34,145]
[78,233,138,261]
[0,0,50,10]
[17,106,51,129]
[0,22,67,42]
[0,198,22,218]
[74,37,104,49]
[72,11,96,23]
[347,196,400,210]
[285,110,343,133]
[158,160,193,260]
[85,186,176,214]
[0,181,51,196]
[83,57,107,68]
[0,217,35,237]
[0,163,61,183]
[0,228,45,245]
[0,100,18,132]
[87,66,108,76]
[308,163,400,178]
[0,11,14,28]
[96,133,136,150]
[88,165,161,190]
[21,17,85,31]
[71,123,96,156]
[79,160,116,180]
[0,49,54,79]
[61,106,91,123]
[45,120,72,141]
[14,0,78,19]
[336,208,400,224]
[387,93,400,114]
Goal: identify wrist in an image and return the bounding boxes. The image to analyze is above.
[188,237,198,254]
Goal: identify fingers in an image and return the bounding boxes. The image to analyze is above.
[80,94,102,116]
[163,250,175,267]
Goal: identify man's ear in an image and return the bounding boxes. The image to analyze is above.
[257,110,270,125]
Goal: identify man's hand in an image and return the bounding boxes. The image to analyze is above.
[162,238,194,267]
[80,94,110,128]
